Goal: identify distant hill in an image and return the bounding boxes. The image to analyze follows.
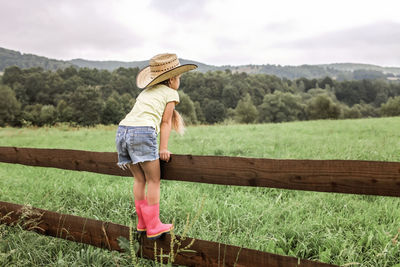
[226,64,344,79]
[69,58,147,70]
[69,58,215,73]
[319,63,400,75]
[1,47,400,80]
[0,47,75,71]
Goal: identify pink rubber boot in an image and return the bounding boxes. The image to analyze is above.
[141,203,173,239]
[135,199,147,234]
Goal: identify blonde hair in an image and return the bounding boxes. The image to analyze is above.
[172,109,185,135]
[158,77,185,135]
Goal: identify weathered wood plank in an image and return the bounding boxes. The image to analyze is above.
[162,154,400,197]
[0,146,125,177]
[1,146,400,197]
[0,201,336,267]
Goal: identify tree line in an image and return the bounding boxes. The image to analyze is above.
[1,66,400,127]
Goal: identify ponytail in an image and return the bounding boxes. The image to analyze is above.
[156,77,185,135]
[172,109,185,135]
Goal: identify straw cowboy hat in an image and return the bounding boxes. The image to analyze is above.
[136,53,197,89]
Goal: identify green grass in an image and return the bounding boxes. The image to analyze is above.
[1,117,400,266]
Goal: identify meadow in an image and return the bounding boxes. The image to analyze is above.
[0,117,400,266]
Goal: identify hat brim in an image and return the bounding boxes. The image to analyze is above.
[136,64,197,89]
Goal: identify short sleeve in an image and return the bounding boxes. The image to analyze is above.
[165,88,180,105]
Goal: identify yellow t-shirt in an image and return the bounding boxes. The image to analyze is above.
[119,84,180,133]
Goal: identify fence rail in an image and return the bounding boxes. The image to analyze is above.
[0,201,336,267]
[1,146,400,266]
[1,146,400,197]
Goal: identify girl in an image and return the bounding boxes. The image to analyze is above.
[115,53,197,239]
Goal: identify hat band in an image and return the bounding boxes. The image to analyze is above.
[149,61,180,79]
[151,62,180,73]
[150,57,177,67]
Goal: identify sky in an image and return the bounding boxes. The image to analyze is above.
[1,0,400,67]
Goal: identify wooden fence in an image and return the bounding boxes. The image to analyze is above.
[1,146,400,266]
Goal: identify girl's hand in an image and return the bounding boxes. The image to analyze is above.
[159,149,171,162]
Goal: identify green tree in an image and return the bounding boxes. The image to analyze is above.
[12,82,29,106]
[306,95,341,120]
[70,85,103,126]
[221,84,240,108]
[357,102,378,118]
[102,98,123,125]
[258,91,306,123]
[341,104,362,119]
[334,81,360,106]
[35,72,63,105]
[109,68,139,96]
[320,76,334,89]
[56,100,75,122]
[22,104,42,126]
[194,101,205,123]
[120,93,134,114]
[57,66,78,80]
[380,96,400,116]
[2,66,22,86]
[63,75,84,93]
[39,105,57,125]
[372,79,390,107]
[203,99,226,124]
[78,68,100,85]
[0,85,21,126]
[341,102,378,119]
[24,71,46,104]
[101,92,124,125]
[297,80,306,92]
[234,93,258,124]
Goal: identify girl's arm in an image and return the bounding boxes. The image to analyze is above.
[159,101,176,162]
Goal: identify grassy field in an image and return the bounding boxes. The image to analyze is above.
[0,117,400,266]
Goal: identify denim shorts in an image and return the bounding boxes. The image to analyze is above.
[115,126,159,169]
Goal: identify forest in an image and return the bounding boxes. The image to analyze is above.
[1,65,400,127]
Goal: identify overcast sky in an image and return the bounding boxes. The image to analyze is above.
[1,0,400,67]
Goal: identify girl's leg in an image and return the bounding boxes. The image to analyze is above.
[138,159,172,239]
[128,163,146,201]
[139,160,161,205]
[128,163,147,233]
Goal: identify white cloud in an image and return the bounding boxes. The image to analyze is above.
[0,0,400,66]
[274,21,400,66]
